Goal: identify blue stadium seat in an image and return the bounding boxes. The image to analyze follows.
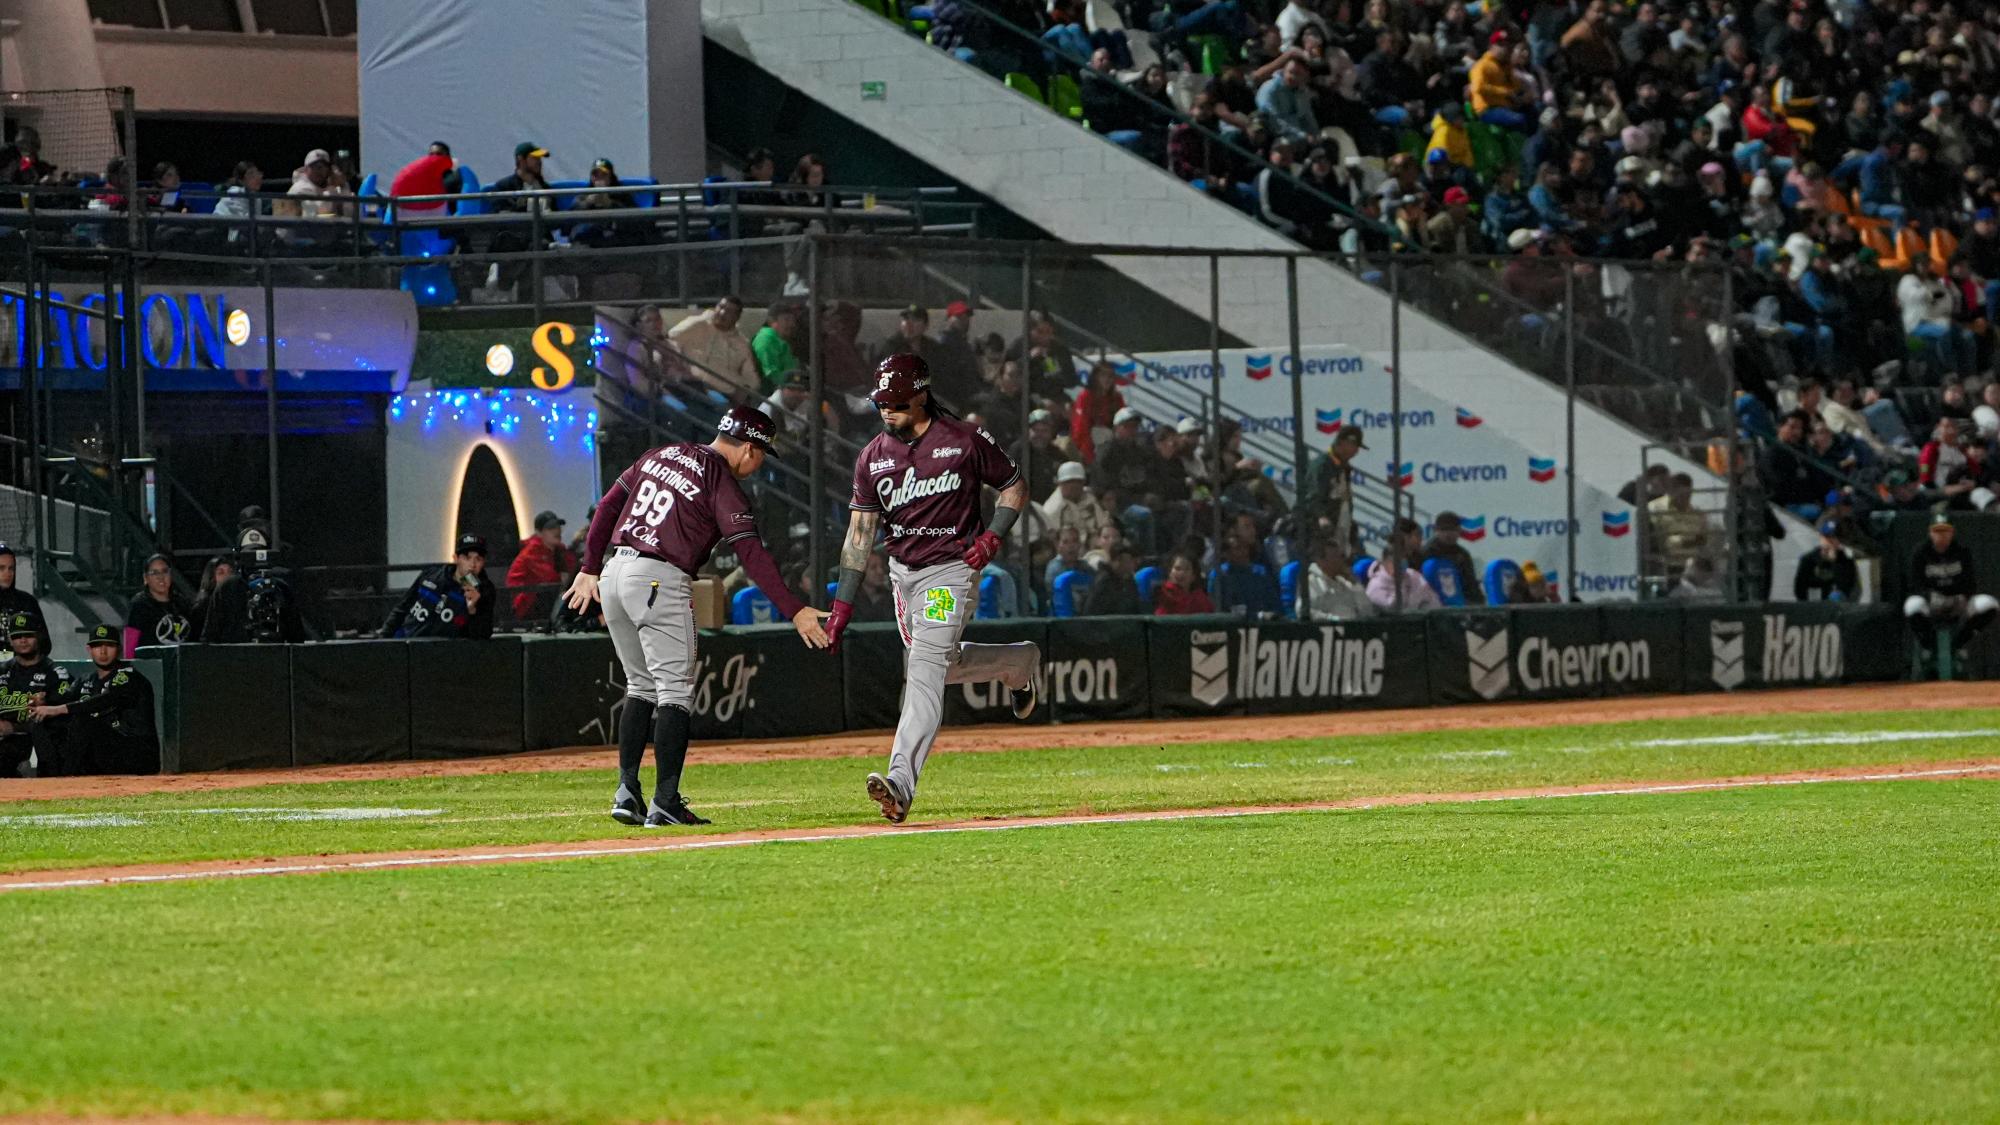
[1278,560,1302,619]
[1483,559,1522,605]
[1351,556,1375,584]
[547,179,590,211]
[977,573,999,619]
[453,164,487,216]
[623,176,660,209]
[178,182,216,214]
[1421,557,1467,606]
[1052,569,1093,617]
[1134,565,1160,609]
[730,586,778,625]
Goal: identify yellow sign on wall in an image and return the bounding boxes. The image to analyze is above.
[530,322,576,391]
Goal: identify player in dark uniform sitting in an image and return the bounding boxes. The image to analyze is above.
[566,406,830,827]
[380,534,496,639]
[1902,512,1999,678]
[124,553,193,655]
[31,624,159,775]
[1793,521,1859,602]
[0,610,72,777]
[825,353,1041,824]
[0,543,52,657]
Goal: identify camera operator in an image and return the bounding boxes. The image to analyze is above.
[198,507,305,643]
[380,534,495,640]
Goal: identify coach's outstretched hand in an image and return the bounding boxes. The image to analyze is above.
[563,572,600,613]
[794,606,833,650]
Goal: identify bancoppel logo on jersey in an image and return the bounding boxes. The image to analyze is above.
[869,458,898,474]
[931,446,964,459]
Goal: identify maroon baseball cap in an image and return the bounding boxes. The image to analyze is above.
[716,405,776,451]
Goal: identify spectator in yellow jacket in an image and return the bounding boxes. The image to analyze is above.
[1470,30,1530,131]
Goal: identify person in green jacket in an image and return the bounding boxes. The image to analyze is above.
[752,300,805,394]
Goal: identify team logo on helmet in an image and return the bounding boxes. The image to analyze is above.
[871,353,932,405]
[716,405,774,450]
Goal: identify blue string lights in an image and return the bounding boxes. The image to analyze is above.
[390,387,597,452]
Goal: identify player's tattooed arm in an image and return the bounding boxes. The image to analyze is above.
[834,509,880,603]
[986,477,1029,539]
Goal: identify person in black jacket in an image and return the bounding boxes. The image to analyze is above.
[1902,513,1998,670]
[0,544,51,658]
[30,624,157,775]
[0,611,71,777]
[124,553,192,655]
[1084,543,1145,616]
[1793,521,1859,601]
[380,534,496,640]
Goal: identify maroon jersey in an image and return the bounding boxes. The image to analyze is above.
[850,414,1020,568]
[584,443,757,577]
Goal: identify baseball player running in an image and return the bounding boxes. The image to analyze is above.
[824,354,1041,823]
[565,406,829,827]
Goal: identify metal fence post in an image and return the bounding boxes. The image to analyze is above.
[807,236,826,591]
[1564,265,1577,603]
[1285,255,1305,496]
[530,200,545,324]
[262,261,281,547]
[23,246,44,597]
[1720,263,1740,604]
[1389,260,1404,523]
[1019,244,1035,570]
[1207,254,1224,556]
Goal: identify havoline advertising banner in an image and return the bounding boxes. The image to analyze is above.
[1681,603,1847,691]
[1147,614,1429,717]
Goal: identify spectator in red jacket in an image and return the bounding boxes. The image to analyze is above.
[1070,360,1127,464]
[1152,554,1215,616]
[508,510,576,624]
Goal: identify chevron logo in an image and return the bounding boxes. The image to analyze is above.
[1528,456,1557,483]
[1315,407,1343,434]
[1602,510,1632,538]
[1245,354,1275,380]
[1455,407,1483,428]
[1458,515,1488,542]
[1710,621,1746,690]
[1190,637,1230,707]
[1467,628,1511,700]
[1385,460,1415,487]
[1111,359,1138,385]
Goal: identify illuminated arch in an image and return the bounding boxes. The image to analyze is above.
[443,440,531,558]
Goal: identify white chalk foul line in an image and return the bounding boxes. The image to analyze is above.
[5,764,1997,893]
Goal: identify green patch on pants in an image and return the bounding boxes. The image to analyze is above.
[922,587,957,623]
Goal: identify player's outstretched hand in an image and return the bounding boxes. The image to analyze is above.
[794,607,832,650]
[824,599,854,652]
[563,572,601,613]
[963,530,1003,572]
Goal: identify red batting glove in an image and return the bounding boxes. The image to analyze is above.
[963,530,1003,572]
[825,599,854,651]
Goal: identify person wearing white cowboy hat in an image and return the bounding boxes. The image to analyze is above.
[1041,458,1112,547]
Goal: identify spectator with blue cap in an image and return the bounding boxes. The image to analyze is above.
[1795,519,1859,602]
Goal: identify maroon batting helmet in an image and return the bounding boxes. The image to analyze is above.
[870,353,932,406]
[715,405,776,451]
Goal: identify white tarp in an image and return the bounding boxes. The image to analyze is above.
[357,0,704,187]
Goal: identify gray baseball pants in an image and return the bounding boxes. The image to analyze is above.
[888,558,1040,801]
[602,548,697,712]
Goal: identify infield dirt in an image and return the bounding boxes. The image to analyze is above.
[3,681,1993,804]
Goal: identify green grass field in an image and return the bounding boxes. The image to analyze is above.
[2,704,1998,1122]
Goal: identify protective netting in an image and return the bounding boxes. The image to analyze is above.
[2,88,125,183]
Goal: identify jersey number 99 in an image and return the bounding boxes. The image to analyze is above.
[628,479,678,527]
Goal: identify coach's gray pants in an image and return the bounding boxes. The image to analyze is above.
[602,549,697,712]
[889,558,1039,800]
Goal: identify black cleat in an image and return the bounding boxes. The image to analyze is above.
[1010,677,1038,720]
[866,772,909,824]
[644,796,712,827]
[610,783,646,827]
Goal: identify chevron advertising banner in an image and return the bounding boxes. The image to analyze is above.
[1426,607,1668,704]
[1095,347,1640,601]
